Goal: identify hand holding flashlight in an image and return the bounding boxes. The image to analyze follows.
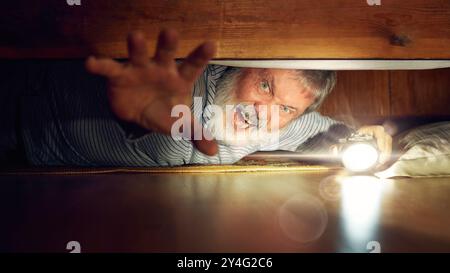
[334,125,392,172]
[357,125,392,165]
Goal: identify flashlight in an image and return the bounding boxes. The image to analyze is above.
[338,133,379,172]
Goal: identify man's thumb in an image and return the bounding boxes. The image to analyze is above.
[191,118,218,156]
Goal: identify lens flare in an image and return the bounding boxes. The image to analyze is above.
[342,143,379,172]
[278,194,328,244]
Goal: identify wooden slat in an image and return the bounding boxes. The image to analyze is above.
[390,68,450,116]
[1,0,450,58]
[318,71,390,126]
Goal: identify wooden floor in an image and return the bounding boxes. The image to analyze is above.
[1,170,450,252]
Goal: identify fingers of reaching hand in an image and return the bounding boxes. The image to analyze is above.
[178,41,216,82]
[154,28,178,67]
[85,56,123,78]
[127,31,149,67]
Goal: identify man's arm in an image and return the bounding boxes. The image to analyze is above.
[295,123,354,154]
[296,122,392,165]
[85,29,218,156]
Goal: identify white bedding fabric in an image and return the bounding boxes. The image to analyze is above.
[376,122,450,178]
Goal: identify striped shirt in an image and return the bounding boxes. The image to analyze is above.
[20,61,347,167]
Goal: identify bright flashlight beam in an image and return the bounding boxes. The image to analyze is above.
[342,143,379,172]
[340,175,384,252]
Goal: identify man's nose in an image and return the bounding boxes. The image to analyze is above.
[254,103,273,123]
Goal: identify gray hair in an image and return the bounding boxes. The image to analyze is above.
[213,67,242,107]
[216,67,336,114]
[297,70,336,113]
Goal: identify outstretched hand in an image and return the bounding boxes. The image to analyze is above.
[85,29,218,156]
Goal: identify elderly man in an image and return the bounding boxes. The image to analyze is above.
[0,29,391,167]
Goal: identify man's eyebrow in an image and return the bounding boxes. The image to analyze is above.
[258,69,275,92]
[268,75,297,112]
[258,69,268,77]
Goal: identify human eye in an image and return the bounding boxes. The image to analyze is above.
[259,80,271,94]
[280,105,292,114]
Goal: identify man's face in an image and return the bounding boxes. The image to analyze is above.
[235,68,315,129]
[208,68,315,146]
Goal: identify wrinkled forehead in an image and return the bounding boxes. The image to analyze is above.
[241,68,315,110]
[255,68,314,95]
[244,67,297,76]
[245,68,307,86]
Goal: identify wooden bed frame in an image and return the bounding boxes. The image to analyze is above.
[2,0,450,59]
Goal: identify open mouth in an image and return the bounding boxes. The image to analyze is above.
[234,104,258,130]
